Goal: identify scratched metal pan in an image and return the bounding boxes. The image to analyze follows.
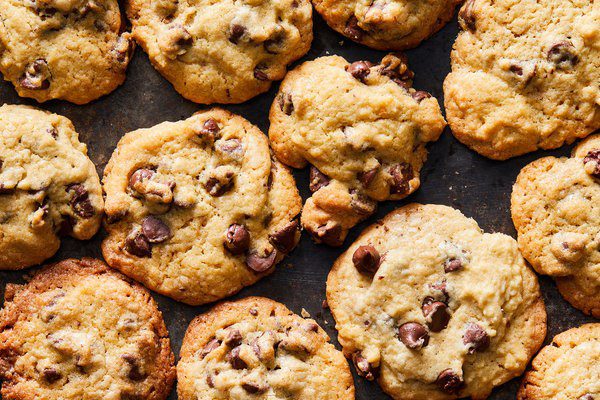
[0,11,595,400]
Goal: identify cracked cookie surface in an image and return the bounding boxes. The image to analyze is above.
[0,258,175,400]
[269,54,445,246]
[312,0,460,50]
[126,0,312,104]
[511,134,600,318]
[326,204,546,400]
[177,296,355,400]
[0,0,132,104]
[101,108,302,305]
[0,104,103,270]
[518,324,599,400]
[444,0,600,160]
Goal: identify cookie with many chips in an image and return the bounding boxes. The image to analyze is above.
[327,204,546,399]
[102,108,302,305]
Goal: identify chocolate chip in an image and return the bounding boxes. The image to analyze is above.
[125,227,152,257]
[47,127,58,138]
[352,353,377,381]
[129,168,155,189]
[254,66,269,81]
[122,354,146,381]
[583,150,600,178]
[217,138,243,156]
[204,171,234,196]
[246,250,278,272]
[436,369,464,393]
[269,220,299,253]
[201,338,221,359]
[66,184,94,218]
[579,395,594,400]
[42,367,62,383]
[463,323,489,353]
[458,0,476,31]
[411,90,431,102]
[444,258,462,272]
[346,61,373,82]
[352,245,380,274]
[309,166,330,192]
[358,167,379,187]
[388,163,414,195]
[225,224,250,255]
[264,31,286,54]
[547,40,578,69]
[344,15,365,41]
[226,346,247,369]
[398,322,429,349]
[224,329,243,347]
[113,35,133,64]
[350,190,376,215]
[380,54,414,88]
[242,382,267,394]
[303,321,319,332]
[141,216,172,243]
[422,297,450,332]
[200,119,220,138]
[249,308,258,316]
[19,59,50,90]
[277,92,294,115]
[229,24,246,44]
[312,223,343,246]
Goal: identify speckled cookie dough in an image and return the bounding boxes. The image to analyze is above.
[126,0,312,104]
[269,54,445,246]
[312,0,461,50]
[444,0,600,160]
[101,108,302,305]
[511,134,600,318]
[0,0,133,104]
[0,104,103,270]
[518,324,599,400]
[327,204,546,400]
[178,296,355,400]
[0,258,176,400]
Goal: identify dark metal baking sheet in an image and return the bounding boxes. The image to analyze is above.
[0,12,595,400]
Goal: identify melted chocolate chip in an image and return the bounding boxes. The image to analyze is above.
[204,171,234,196]
[246,250,278,272]
[346,61,373,82]
[125,228,152,257]
[229,24,246,44]
[226,346,247,369]
[200,118,220,138]
[463,323,489,354]
[309,166,330,192]
[411,90,431,102]
[201,338,221,359]
[129,168,155,190]
[19,59,50,90]
[547,40,579,69]
[141,216,172,243]
[358,167,379,187]
[388,163,414,195]
[242,382,267,394]
[352,353,377,381]
[398,322,429,349]
[344,15,365,41]
[583,150,600,178]
[66,184,94,218]
[269,220,299,253]
[313,223,343,246]
[444,258,463,272]
[224,329,243,347]
[277,92,294,115]
[254,66,269,81]
[422,297,450,332]
[225,224,250,255]
[122,354,146,381]
[352,245,380,274]
[436,369,464,393]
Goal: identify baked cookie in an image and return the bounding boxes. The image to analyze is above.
[102,108,302,305]
[269,54,446,246]
[177,296,355,399]
[0,258,175,400]
[444,0,600,160]
[312,0,461,50]
[0,104,103,270]
[0,0,133,104]
[327,204,546,400]
[126,0,312,104]
[511,134,600,318]
[518,324,599,400]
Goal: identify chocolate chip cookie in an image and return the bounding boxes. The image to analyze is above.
[0,104,103,270]
[312,0,460,50]
[0,0,133,104]
[178,296,355,399]
[102,108,302,305]
[126,0,312,104]
[0,258,175,400]
[269,54,446,246]
[444,0,600,160]
[511,134,600,318]
[327,203,547,399]
[518,324,599,400]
